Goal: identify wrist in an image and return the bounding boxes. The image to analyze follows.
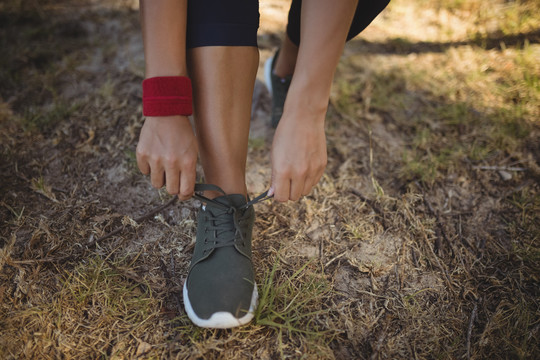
[288,78,331,114]
[143,115,194,133]
[145,115,190,123]
[144,115,191,129]
[285,84,329,123]
[142,76,193,116]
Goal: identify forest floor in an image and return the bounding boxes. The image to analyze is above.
[0,0,539,358]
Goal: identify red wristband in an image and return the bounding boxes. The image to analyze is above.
[142,76,193,116]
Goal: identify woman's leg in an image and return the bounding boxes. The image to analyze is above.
[182,0,260,329]
[188,46,259,198]
[186,0,259,198]
[274,0,390,78]
[273,34,298,78]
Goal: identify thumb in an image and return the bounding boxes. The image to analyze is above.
[268,172,276,197]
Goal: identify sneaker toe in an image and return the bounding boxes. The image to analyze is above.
[184,247,257,327]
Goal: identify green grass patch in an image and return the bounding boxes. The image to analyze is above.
[0,256,163,359]
[337,40,538,184]
[255,257,336,356]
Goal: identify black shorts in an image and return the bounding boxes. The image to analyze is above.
[187,0,390,48]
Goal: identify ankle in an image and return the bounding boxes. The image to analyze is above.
[273,53,295,78]
[203,182,247,199]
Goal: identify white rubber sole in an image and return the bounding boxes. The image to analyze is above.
[183,282,258,329]
[264,55,274,96]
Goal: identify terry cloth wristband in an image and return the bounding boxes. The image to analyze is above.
[142,76,193,116]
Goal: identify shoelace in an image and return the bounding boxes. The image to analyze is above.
[193,184,273,250]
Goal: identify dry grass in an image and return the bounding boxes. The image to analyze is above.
[1,0,539,358]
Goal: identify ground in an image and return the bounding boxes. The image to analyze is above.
[0,0,539,359]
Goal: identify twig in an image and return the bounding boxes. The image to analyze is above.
[11,197,179,264]
[355,289,394,300]
[325,252,347,268]
[10,255,74,264]
[466,302,478,360]
[472,165,526,172]
[88,196,178,246]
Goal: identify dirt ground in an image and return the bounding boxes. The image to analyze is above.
[1,0,539,359]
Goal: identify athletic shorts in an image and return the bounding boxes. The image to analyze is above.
[187,0,390,48]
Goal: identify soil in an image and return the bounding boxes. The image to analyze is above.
[0,0,539,359]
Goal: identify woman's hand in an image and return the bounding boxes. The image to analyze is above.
[267,0,359,203]
[269,103,327,202]
[136,115,198,200]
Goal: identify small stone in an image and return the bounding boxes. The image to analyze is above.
[136,341,152,356]
[498,170,512,181]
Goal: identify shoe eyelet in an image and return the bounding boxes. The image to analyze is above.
[204,238,208,244]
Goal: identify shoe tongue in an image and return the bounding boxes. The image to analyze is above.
[213,194,247,209]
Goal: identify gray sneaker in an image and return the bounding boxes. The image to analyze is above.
[183,184,261,328]
[264,50,292,128]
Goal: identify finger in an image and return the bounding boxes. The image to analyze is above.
[272,172,291,203]
[150,166,165,189]
[303,166,325,196]
[165,167,180,195]
[289,176,305,201]
[314,168,325,187]
[178,167,195,200]
[301,176,314,196]
[136,150,150,175]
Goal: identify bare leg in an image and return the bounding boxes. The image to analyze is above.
[188,46,259,198]
[273,34,298,78]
